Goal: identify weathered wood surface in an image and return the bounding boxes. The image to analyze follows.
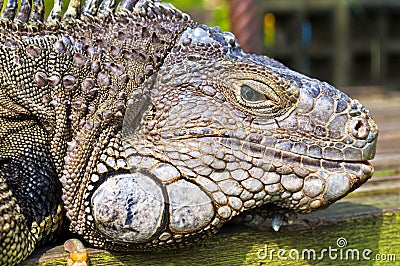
[21,91,400,266]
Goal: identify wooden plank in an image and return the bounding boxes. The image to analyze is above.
[22,197,400,265]
[360,92,400,175]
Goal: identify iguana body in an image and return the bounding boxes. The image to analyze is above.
[0,1,378,265]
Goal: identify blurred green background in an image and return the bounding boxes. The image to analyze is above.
[39,0,230,31]
[166,0,230,31]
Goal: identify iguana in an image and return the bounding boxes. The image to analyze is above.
[0,0,378,265]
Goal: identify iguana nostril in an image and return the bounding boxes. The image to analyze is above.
[350,117,369,139]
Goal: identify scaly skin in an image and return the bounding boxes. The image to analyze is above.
[0,1,378,265]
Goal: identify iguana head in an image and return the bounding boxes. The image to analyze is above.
[124,24,377,219]
[61,7,378,249]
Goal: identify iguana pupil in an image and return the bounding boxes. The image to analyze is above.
[240,84,266,103]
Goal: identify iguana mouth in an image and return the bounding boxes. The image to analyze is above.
[167,133,375,170]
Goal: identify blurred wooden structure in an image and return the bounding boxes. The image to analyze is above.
[229,0,262,54]
[229,0,400,89]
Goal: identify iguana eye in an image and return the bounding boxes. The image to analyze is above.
[240,85,267,103]
[231,79,290,116]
